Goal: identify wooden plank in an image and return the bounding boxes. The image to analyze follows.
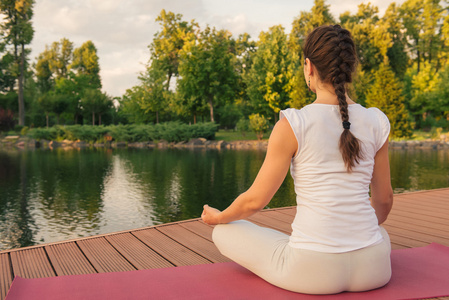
[77,237,135,273]
[383,225,449,247]
[386,214,449,233]
[247,213,292,234]
[393,200,449,213]
[389,209,449,226]
[385,218,449,236]
[180,221,214,241]
[0,254,12,300]
[157,225,230,263]
[390,243,408,250]
[106,233,174,269]
[45,242,96,276]
[275,207,297,216]
[386,233,429,248]
[133,228,211,266]
[261,210,295,223]
[396,194,449,204]
[393,198,449,210]
[10,248,55,279]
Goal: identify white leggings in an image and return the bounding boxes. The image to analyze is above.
[213,220,391,294]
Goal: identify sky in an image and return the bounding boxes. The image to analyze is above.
[30,0,402,98]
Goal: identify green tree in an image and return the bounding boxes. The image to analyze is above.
[382,3,409,78]
[341,3,390,73]
[249,113,269,140]
[70,40,101,89]
[290,0,335,55]
[408,62,441,120]
[139,59,168,123]
[366,63,412,138]
[149,9,196,91]
[119,86,153,124]
[35,38,74,93]
[245,25,295,121]
[0,0,34,126]
[177,26,237,123]
[80,88,112,125]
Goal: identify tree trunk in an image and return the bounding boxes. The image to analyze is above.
[92,111,95,126]
[56,114,60,125]
[193,114,197,124]
[18,44,26,126]
[166,73,172,91]
[99,114,102,125]
[208,98,214,122]
[46,113,49,129]
[417,49,420,73]
[156,111,159,124]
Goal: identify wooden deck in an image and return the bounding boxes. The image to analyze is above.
[0,188,448,299]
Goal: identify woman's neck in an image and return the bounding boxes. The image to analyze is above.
[313,86,355,105]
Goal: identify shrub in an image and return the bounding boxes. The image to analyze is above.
[236,118,250,137]
[25,122,219,143]
[0,108,15,132]
[249,114,269,140]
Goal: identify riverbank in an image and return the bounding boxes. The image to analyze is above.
[0,136,270,150]
[1,135,449,150]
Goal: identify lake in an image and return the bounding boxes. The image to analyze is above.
[0,147,448,251]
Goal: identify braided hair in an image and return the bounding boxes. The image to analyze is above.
[303,25,362,172]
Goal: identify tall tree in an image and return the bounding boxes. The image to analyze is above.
[139,59,167,123]
[80,88,112,125]
[382,3,409,78]
[35,38,74,93]
[70,40,101,89]
[366,63,412,138]
[0,0,34,126]
[290,0,335,56]
[245,25,295,121]
[149,9,196,91]
[177,26,237,123]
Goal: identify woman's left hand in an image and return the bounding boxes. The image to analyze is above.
[201,205,222,225]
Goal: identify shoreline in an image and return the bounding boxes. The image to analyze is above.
[1,136,449,151]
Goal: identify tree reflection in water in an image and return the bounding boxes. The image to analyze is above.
[0,147,447,250]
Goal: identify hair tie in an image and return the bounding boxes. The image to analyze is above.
[342,121,351,130]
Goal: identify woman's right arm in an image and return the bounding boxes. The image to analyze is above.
[370,139,394,224]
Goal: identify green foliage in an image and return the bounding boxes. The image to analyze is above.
[177,26,237,123]
[245,25,295,119]
[249,114,269,140]
[366,63,413,138]
[290,0,335,54]
[20,126,29,136]
[0,0,35,126]
[26,122,218,143]
[236,118,250,136]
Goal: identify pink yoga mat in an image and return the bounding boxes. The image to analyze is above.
[6,243,449,300]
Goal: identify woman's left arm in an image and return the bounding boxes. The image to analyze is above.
[202,117,297,225]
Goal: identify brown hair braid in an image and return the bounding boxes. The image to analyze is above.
[303,24,362,172]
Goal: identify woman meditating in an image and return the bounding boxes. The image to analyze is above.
[201,24,393,294]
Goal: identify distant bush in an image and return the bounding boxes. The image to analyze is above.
[249,114,269,140]
[27,122,219,143]
[236,118,250,137]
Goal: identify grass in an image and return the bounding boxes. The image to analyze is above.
[404,129,449,141]
[215,130,270,141]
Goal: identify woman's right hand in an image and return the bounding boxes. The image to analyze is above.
[201,205,222,225]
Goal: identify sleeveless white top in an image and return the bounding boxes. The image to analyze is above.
[280,104,390,253]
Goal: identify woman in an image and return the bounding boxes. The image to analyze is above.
[202,24,393,294]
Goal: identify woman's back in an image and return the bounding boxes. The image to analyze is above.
[281,104,390,252]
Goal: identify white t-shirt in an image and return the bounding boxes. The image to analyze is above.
[280,103,390,253]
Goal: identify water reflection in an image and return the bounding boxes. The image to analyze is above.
[0,147,448,250]
[389,149,449,193]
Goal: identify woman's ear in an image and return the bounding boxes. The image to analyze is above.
[304,58,313,77]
